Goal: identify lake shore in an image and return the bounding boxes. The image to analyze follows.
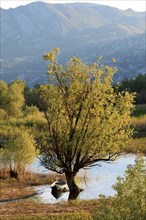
[0,150,144,202]
[0,153,145,220]
[0,172,65,201]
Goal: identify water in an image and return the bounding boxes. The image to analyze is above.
[29,154,136,203]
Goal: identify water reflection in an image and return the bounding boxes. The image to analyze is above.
[30,154,136,203]
[51,190,64,199]
[33,185,69,203]
[51,189,80,200]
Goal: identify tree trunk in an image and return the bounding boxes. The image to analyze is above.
[68,191,80,200]
[65,171,81,192]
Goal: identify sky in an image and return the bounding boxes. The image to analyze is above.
[0,0,146,12]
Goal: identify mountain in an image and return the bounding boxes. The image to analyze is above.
[0,2,145,85]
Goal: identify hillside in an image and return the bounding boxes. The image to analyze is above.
[0,2,145,85]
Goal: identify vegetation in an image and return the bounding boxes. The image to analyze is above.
[115,74,146,104]
[1,49,145,193]
[95,157,146,220]
[0,79,25,117]
[0,49,145,220]
[0,78,46,178]
[0,56,145,184]
[125,137,146,155]
[0,186,36,201]
[0,126,36,177]
[34,48,135,192]
[0,157,145,220]
[133,104,146,117]
[24,84,41,110]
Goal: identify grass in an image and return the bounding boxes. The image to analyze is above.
[0,171,64,187]
[0,200,99,220]
[124,106,146,155]
[131,115,146,135]
[125,137,146,155]
[126,113,146,155]
[1,214,92,220]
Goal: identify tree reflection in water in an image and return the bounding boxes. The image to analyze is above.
[51,189,63,199]
[51,189,80,200]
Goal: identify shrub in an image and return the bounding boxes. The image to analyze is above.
[94,157,146,220]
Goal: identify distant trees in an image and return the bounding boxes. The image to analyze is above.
[0,79,25,117]
[36,48,134,192]
[115,74,146,104]
[24,84,41,110]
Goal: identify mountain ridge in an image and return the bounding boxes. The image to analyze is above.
[0,2,145,85]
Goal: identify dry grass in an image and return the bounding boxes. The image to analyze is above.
[125,115,146,155]
[0,200,98,219]
[0,171,64,187]
[125,137,146,155]
[131,115,146,132]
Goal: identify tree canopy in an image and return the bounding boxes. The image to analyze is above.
[0,79,25,117]
[36,48,134,192]
[114,74,146,104]
[0,125,36,176]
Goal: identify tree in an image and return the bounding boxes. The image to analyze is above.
[7,79,25,116]
[0,79,25,117]
[0,126,36,177]
[96,157,146,220]
[114,74,146,104]
[24,84,41,109]
[0,80,9,116]
[36,48,134,192]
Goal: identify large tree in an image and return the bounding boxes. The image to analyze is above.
[37,48,134,192]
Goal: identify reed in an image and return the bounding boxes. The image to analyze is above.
[131,115,146,131]
[125,137,146,155]
[0,170,65,187]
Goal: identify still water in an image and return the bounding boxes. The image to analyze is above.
[29,154,136,204]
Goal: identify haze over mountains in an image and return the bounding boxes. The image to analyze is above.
[0,2,145,86]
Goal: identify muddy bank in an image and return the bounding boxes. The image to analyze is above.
[0,192,38,203]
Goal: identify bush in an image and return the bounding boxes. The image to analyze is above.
[0,126,36,175]
[94,157,146,220]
